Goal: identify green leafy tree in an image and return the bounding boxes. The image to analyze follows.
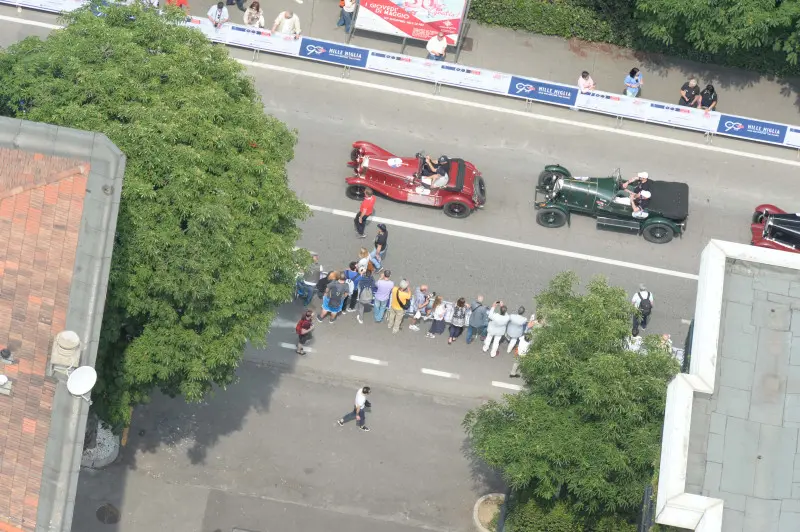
[636,0,800,62]
[464,272,678,526]
[0,4,308,427]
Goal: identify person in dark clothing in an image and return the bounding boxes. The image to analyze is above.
[369,224,388,270]
[700,84,718,111]
[679,78,702,107]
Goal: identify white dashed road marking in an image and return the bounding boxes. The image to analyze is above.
[349,355,388,366]
[308,205,699,281]
[492,381,523,391]
[280,342,316,353]
[421,368,460,379]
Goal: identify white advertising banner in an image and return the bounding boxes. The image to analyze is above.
[366,51,440,81]
[783,127,800,149]
[644,102,721,132]
[184,17,302,56]
[8,0,83,12]
[575,91,649,121]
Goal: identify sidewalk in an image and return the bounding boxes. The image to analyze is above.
[270,0,800,125]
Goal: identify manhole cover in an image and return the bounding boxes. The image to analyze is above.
[95,503,120,524]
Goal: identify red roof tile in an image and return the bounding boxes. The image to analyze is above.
[0,149,89,531]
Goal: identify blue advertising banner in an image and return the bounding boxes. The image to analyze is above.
[716,115,787,144]
[299,38,369,68]
[507,76,578,106]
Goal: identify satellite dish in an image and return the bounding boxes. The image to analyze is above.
[67,366,97,404]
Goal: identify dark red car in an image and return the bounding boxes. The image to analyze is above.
[751,204,800,253]
[345,141,486,218]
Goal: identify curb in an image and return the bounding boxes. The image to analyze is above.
[473,493,505,532]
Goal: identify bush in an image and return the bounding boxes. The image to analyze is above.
[504,496,636,532]
[469,0,622,44]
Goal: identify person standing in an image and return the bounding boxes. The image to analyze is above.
[505,306,528,354]
[510,314,542,378]
[408,284,431,331]
[207,1,230,28]
[337,386,371,432]
[355,269,375,325]
[447,298,469,345]
[387,279,411,333]
[317,272,348,323]
[678,78,702,107]
[356,247,370,271]
[372,270,394,322]
[337,0,357,34]
[483,302,511,357]
[426,296,446,338]
[343,261,361,313]
[466,295,489,345]
[354,188,375,238]
[369,224,389,270]
[578,71,595,93]
[295,309,314,355]
[271,10,301,38]
[624,67,643,97]
[300,252,322,306]
[631,284,654,334]
[426,31,448,61]
[242,1,264,27]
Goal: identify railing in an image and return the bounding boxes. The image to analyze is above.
[8,0,800,152]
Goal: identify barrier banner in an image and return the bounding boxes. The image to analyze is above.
[716,114,788,144]
[507,76,578,107]
[227,25,303,56]
[784,127,800,149]
[646,103,720,132]
[354,0,466,44]
[435,63,512,95]
[299,37,369,68]
[366,51,439,80]
[8,0,83,12]
[576,91,649,121]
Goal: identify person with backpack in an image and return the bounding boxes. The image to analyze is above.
[355,268,375,325]
[295,309,315,355]
[342,261,361,313]
[315,270,337,300]
[631,284,654,333]
[386,279,411,333]
[317,272,349,323]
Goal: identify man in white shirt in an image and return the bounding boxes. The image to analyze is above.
[631,284,654,333]
[578,70,595,93]
[272,10,301,38]
[337,0,357,34]
[337,386,371,432]
[426,31,447,61]
[207,1,230,28]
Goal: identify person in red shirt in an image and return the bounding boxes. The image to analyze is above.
[166,0,189,13]
[354,188,375,238]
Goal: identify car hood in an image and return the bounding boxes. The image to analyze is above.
[361,156,417,178]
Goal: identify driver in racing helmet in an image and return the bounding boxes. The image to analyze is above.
[420,155,450,189]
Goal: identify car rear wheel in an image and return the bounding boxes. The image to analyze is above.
[643,223,674,244]
[536,208,567,228]
[346,184,366,201]
[444,201,471,219]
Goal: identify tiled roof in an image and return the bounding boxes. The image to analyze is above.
[0,149,89,532]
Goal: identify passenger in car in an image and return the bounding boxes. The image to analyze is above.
[632,190,651,217]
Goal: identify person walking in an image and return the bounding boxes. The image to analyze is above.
[447,297,469,345]
[317,272,348,323]
[369,224,388,270]
[295,309,314,355]
[387,279,411,333]
[372,270,394,322]
[465,295,489,345]
[337,385,371,432]
[631,284,654,334]
[337,0,357,34]
[426,296,446,338]
[408,284,431,331]
[355,268,375,324]
[353,188,375,238]
[483,301,511,357]
[505,306,528,354]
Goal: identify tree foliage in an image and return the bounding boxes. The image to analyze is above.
[0,4,308,427]
[464,272,679,526]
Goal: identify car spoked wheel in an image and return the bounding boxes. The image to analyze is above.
[643,223,674,244]
[345,185,366,201]
[536,208,567,228]
[751,211,766,224]
[444,201,471,219]
[537,171,560,190]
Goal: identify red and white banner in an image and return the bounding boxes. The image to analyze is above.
[354,0,467,44]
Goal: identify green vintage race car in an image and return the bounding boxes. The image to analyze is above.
[534,165,689,244]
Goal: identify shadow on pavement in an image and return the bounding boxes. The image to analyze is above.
[461,435,505,495]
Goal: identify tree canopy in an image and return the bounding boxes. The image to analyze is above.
[0,4,308,427]
[463,272,679,528]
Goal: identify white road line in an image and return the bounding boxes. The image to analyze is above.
[421,368,460,379]
[349,355,388,366]
[280,342,315,353]
[308,204,699,281]
[492,381,523,391]
[1,14,799,169]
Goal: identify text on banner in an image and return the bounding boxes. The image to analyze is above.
[299,37,369,68]
[507,76,578,107]
[716,115,788,144]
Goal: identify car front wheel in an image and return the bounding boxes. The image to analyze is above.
[345,184,366,201]
[643,223,674,244]
[536,208,567,228]
[443,201,471,218]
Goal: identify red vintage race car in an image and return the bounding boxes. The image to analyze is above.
[345,141,486,218]
[751,204,800,253]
